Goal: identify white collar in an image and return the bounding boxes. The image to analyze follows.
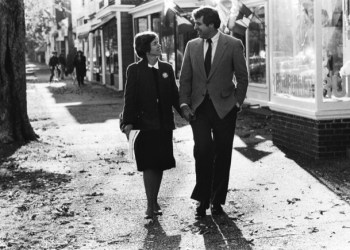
[148,61,159,69]
[207,31,220,44]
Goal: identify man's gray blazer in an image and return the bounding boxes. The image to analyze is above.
[179,31,248,119]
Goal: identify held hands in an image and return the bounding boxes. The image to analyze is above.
[122,124,133,139]
[181,105,196,122]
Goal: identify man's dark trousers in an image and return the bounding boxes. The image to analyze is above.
[190,95,238,206]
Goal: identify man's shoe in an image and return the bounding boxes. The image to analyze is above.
[211,204,224,215]
[195,201,209,219]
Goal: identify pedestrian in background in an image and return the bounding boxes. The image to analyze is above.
[49,51,59,82]
[120,31,181,219]
[179,6,248,219]
[73,50,86,87]
[58,53,66,80]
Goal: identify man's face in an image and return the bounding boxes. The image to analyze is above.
[194,16,212,39]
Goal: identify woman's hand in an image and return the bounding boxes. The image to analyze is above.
[122,124,133,139]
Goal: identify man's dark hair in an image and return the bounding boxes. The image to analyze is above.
[192,6,221,29]
[134,31,158,59]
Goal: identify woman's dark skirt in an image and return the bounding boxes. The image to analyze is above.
[134,129,175,171]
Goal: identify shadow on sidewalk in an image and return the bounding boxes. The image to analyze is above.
[45,82,124,124]
[143,219,181,250]
[192,214,253,249]
[234,107,273,162]
[0,164,71,192]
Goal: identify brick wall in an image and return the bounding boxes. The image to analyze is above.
[272,111,350,159]
[120,12,134,87]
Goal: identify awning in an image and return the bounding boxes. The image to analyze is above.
[78,31,89,39]
[90,16,116,32]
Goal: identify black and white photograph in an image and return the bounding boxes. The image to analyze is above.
[1,0,350,249]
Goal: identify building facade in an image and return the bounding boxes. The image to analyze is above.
[72,0,350,158]
[73,0,142,90]
[46,0,74,64]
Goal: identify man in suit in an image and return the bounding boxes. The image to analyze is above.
[179,6,248,218]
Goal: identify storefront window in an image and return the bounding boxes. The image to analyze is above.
[161,8,196,78]
[92,32,102,82]
[135,17,148,33]
[321,0,349,101]
[133,9,196,79]
[176,12,196,78]
[247,5,266,85]
[103,19,118,75]
[161,9,176,72]
[84,39,89,69]
[151,13,160,33]
[271,0,316,100]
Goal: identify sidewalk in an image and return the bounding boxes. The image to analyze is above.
[1,62,350,249]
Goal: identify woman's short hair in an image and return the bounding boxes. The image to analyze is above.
[134,31,158,59]
[192,6,221,29]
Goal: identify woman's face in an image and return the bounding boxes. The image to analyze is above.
[148,37,162,57]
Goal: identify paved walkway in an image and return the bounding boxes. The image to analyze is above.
[22,63,350,249]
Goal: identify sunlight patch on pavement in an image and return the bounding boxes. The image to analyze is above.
[233,135,247,148]
[39,85,78,124]
[179,234,206,250]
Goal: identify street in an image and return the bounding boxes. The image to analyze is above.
[1,63,350,249]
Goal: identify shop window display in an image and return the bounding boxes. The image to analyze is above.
[272,0,316,100]
[133,8,196,79]
[247,5,266,85]
[103,20,118,76]
[175,12,196,78]
[321,0,350,100]
[151,13,160,34]
[272,0,350,101]
[92,33,102,82]
[161,9,176,72]
[161,8,196,78]
[135,17,148,33]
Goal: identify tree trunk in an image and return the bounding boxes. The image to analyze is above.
[0,0,38,144]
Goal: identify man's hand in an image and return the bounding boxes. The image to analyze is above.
[122,124,133,139]
[181,105,195,122]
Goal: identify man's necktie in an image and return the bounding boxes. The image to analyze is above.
[204,38,212,77]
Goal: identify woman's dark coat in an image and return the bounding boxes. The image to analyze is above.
[122,59,181,131]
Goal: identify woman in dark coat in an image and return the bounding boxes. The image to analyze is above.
[120,31,181,219]
[73,50,86,86]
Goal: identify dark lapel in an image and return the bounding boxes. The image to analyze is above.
[157,60,164,81]
[137,59,155,89]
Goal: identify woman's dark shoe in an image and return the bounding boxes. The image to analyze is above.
[145,208,155,219]
[144,212,155,219]
[153,203,162,215]
[154,209,163,216]
[211,204,224,215]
